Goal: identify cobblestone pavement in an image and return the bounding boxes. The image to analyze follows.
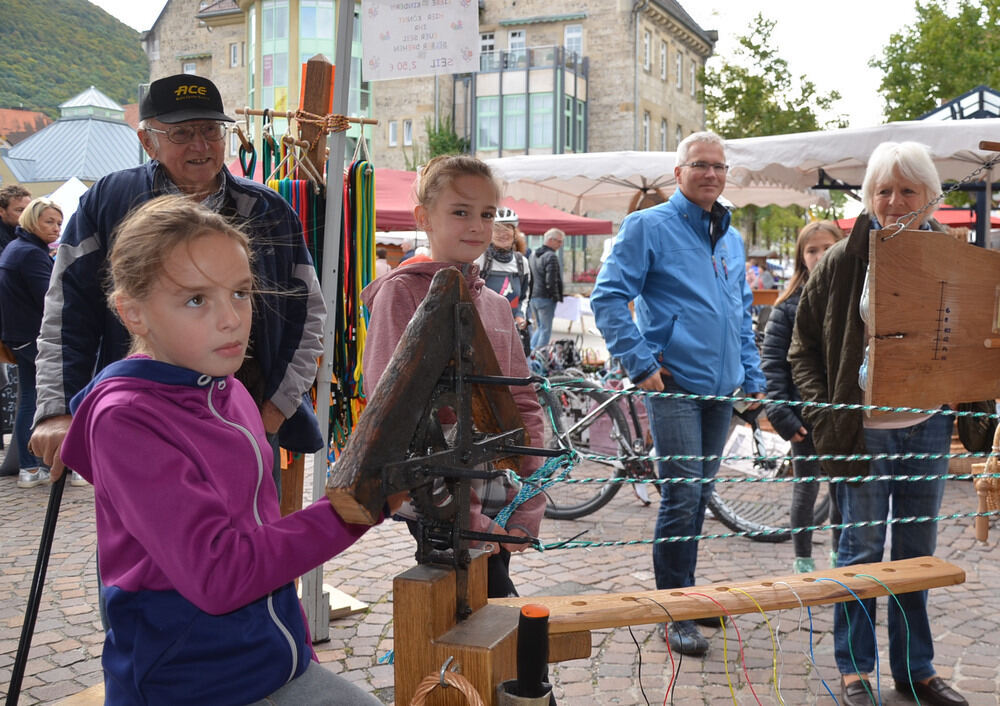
[2,456,998,705]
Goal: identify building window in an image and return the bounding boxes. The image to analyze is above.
[478,96,500,150]
[480,32,498,70]
[564,24,582,61]
[508,30,526,66]
[530,93,553,149]
[564,95,574,151]
[642,112,650,151]
[675,125,683,149]
[183,62,197,75]
[503,94,526,150]
[575,98,585,151]
[229,131,240,157]
[676,52,683,90]
[660,119,667,152]
[230,43,239,67]
[403,119,413,146]
[481,32,495,53]
[691,62,697,96]
[642,30,651,71]
[388,121,398,147]
[660,41,667,80]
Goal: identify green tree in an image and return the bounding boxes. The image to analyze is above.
[703,14,845,140]
[701,14,847,249]
[872,0,1000,122]
[403,116,470,170]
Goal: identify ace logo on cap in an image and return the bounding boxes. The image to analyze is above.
[140,74,234,125]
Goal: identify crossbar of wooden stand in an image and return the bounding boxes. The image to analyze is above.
[395,555,963,706]
[492,555,963,633]
[236,106,379,125]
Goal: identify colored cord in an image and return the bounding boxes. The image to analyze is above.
[818,578,881,705]
[858,573,920,706]
[683,592,760,705]
[773,581,839,704]
[730,587,783,705]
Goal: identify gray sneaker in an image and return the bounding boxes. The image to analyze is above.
[69,471,88,487]
[17,468,51,488]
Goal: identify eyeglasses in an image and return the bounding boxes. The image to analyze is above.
[680,161,730,174]
[144,122,228,145]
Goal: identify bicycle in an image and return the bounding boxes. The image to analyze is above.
[535,371,831,542]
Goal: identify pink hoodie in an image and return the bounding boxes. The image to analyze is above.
[361,261,545,539]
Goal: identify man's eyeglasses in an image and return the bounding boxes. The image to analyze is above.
[680,161,730,174]
[144,122,228,145]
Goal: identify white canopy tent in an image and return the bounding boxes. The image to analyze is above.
[485,151,829,217]
[725,118,1000,191]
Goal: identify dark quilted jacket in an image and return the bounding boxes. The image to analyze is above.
[761,290,806,441]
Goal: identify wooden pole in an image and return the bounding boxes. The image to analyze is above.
[300,55,334,179]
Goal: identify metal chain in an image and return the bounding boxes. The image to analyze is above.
[884,152,1000,238]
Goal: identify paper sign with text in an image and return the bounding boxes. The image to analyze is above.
[361,0,479,81]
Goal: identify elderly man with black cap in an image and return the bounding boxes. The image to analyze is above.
[30,74,326,486]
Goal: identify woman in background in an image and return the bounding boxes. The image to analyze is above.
[0,198,61,488]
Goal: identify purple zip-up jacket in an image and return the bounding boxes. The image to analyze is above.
[61,356,373,705]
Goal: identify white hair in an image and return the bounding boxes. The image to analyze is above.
[861,141,942,218]
[677,131,726,165]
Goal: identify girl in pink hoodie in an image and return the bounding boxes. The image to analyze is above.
[362,155,545,598]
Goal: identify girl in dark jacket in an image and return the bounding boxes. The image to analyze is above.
[761,220,841,573]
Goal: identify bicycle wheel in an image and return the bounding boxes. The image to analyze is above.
[707,419,830,543]
[536,376,631,520]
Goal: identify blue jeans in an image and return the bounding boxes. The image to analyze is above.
[10,341,44,471]
[646,377,733,589]
[529,297,556,350]
[833,412,952,680]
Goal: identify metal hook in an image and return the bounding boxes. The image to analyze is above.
[439,656,458,687]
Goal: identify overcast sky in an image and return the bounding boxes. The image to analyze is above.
[90,0,935,128]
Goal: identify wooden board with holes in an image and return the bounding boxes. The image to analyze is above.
[492,556,964,634]
[867,227,1000,410]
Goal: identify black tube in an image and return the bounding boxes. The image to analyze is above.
[5,473,67,706]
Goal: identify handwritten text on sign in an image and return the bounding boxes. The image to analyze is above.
[361,0,479,81]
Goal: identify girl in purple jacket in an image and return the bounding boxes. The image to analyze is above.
[61,196,387,706]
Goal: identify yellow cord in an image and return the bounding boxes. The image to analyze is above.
[731,588,783,706]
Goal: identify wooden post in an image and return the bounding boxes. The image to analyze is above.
[300,54,334,180]
[394,553,519,706]
[279,453,304,517]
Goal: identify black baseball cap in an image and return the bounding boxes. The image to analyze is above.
[140,74,235,124]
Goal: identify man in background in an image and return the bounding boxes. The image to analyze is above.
[528,228,564,350]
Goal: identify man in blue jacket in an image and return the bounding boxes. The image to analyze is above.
[591,131,765,656]
[29,74,325,482]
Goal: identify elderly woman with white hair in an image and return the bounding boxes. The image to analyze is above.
[789,142,966,706]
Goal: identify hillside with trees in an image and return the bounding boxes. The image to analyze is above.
[0,0,149,117]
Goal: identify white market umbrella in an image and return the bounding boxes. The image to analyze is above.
[486,150,829,217]
[725,119,1000,191]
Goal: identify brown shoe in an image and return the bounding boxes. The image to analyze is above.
[841,677,877,706]
[894,676,968,706]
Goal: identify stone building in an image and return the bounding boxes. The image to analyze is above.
[141,0,247,162]
[145,0,714,171]
[375,0,716,169]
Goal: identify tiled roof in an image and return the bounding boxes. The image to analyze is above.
[0,109,52,145]
[3,117,141,183]
[197,0,241,18]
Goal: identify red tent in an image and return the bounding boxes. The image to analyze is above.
[837,207,1000,231]
[227,160,613,235]
[374,168,613,235]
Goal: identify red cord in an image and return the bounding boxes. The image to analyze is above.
[682,593,761,705]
